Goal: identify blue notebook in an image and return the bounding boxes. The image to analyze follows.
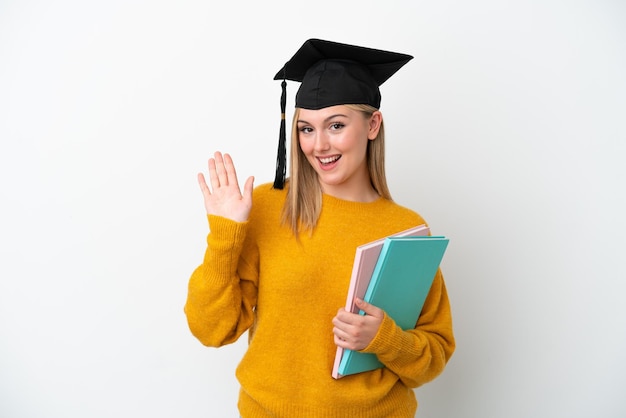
[337,235,449,377]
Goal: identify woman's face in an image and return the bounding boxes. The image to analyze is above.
[297,105,382,201]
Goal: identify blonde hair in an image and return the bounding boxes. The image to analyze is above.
[281,104,392,236]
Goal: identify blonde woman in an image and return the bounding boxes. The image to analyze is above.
[185,39,455,418]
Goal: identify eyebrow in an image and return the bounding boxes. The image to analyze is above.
[297,113,348,125]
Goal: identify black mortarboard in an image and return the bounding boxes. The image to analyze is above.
[272,38,413,189]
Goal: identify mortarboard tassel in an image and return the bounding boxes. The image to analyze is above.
[273,80,287,189]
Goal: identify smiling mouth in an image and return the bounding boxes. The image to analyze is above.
[318,155,341,165]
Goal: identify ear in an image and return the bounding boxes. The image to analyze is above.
[367,111,383,140]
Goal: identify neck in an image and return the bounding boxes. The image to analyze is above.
[321,183,380,203]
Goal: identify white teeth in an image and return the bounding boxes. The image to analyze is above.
[319,155,340,164]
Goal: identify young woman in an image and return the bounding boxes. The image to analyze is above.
[185,39,455,417]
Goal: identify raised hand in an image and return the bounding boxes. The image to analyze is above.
[197,151,254,223]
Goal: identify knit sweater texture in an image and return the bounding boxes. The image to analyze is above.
[185,183,455,418]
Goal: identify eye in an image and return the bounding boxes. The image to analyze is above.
[329,122,344,130]
[298,126,313,134]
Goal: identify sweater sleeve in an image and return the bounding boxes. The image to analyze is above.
[184,215,258,347]
[361,269,455,388]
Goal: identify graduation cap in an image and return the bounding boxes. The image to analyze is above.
[272,38,413,189]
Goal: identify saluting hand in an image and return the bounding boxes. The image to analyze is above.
[198,151,254,223]
[332,299,384,351]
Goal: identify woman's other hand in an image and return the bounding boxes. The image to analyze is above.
[332,299,384,351]
[198,151,254,222]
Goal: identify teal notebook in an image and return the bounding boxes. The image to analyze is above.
[337,235,449,377]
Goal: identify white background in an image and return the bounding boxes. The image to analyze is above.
[1,1,625,417]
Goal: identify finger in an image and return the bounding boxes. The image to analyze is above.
[207,157,221,190]
[334,330,361,351]
[197,173,211,196]
[355,298,383,318]
[334,308,362,325]
[222,153,239,190]
[213,151,229,186]
[334,334,348,347]
[333,326,351,343]
[242,176,255,204]
[333,309,351,326]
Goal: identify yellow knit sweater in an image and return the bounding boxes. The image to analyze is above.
[185,183,455,418]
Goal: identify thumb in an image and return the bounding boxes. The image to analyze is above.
[356,298,383,318]
[243,176,255,201]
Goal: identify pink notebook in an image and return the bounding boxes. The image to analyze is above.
[331,224,430,379]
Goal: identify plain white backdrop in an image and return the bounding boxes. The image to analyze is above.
[1,1,625,417]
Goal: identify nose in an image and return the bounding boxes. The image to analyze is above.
[314,132,330,152]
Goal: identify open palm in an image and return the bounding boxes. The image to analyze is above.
[197,151,254,223]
